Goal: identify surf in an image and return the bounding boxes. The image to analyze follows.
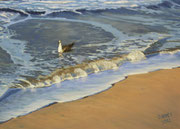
[0,0,180,123]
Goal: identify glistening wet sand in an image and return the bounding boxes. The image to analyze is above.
[0,68,180,129]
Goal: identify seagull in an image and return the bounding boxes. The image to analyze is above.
[58,40,75,54]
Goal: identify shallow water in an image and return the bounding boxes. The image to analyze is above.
[0,0,180,122]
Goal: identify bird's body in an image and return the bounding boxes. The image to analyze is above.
[58,40,75,54]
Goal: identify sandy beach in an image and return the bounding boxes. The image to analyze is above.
[0,68,180,129]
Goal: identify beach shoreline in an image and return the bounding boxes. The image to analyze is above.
[0,68,180,129]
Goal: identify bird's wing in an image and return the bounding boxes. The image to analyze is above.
[69,42,75,47]
[62,42,74,49]
[62,42,75,52]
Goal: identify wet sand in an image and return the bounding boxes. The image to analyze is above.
[0,68,180,129]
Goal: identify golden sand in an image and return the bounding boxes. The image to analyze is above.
[0,68,180,129]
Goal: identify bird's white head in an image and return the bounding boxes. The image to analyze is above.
[59,40,62,45]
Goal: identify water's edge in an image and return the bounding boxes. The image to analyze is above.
[1,66,179,124]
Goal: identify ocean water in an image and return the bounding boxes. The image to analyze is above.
[0,0,180,122]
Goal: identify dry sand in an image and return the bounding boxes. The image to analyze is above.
[0,68,180,129]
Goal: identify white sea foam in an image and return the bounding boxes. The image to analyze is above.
[127,50,146,62]
[52,75,61,83]
[87,62,100,73]
[74,68,88,78]
[0,12,19,23]
[35,1,75,4]
[160,49,180,55]
[10,51,145,88]
[0,0,162,13]
[104,1,129,4]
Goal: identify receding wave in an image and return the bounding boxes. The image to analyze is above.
[9,48,180,89]
[10,50,145,88]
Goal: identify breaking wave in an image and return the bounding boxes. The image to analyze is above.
[11,49,180,89]
[0,0,179,20]
[12,50,145,88]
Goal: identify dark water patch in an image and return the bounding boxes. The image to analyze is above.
[144,37,170,54]
[146,5,160,10]
[0,47,16,74]
[77,12,168,35]
[0,47,13,64]
[9,19,114,44]
[47,11,80,18]
[25,10,46,15]
[158,1,173,8]
[77,7,143,16]
[105,8,141,15]
[146,1,173,10]
[145,0,174,10]
[0,88,21,102]
[172,0,180,5]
